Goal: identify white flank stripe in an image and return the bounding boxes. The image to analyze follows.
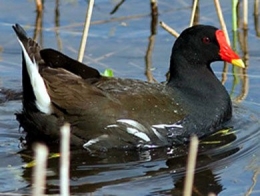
[126,127,150,142]
[83,134,109,149]
[83,138,100,148]
[117,119,148,133]
[152,123,183,129]
[151,127,166,142]
[17,39,52,114]
[106,124,119,128]
[143,144,158,149]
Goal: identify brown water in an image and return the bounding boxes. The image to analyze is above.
[1,0,260,195]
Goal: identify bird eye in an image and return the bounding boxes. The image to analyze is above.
[202,37,210,44]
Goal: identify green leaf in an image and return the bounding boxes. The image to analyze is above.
[103,69,114,77]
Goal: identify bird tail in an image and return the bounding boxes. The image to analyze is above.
[13,24,52,114]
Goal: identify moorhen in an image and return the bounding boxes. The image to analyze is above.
[13,24,244,151]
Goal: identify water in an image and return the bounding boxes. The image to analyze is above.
[1,0,260,195]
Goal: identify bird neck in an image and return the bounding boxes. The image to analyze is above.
[167,56,232,136]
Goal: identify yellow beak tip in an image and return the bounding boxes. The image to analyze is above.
[231,59,245,68]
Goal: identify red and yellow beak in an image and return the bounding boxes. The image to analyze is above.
[216,30,245,68]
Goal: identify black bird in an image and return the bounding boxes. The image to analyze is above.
[13,24,244,151]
